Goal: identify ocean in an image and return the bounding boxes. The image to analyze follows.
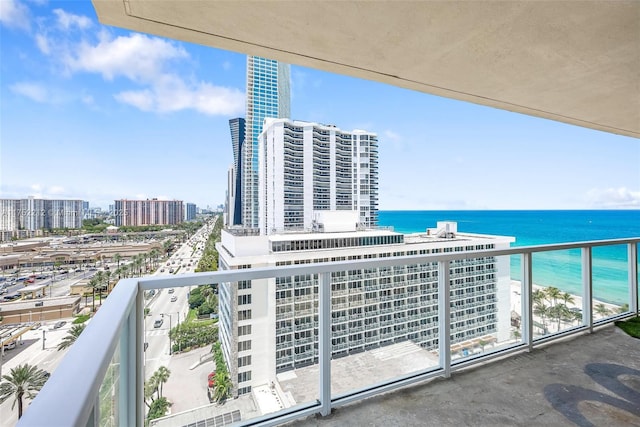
[378,210,640,305]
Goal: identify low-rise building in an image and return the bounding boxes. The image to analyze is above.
[217,220,514,396]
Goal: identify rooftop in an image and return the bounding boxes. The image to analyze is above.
[289,324,640,426]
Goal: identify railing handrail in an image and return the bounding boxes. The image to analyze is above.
[137,237,640,290]
[19,278,139,426]
[17,237,639,427]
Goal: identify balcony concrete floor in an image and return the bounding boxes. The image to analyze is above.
[289,324,640,426]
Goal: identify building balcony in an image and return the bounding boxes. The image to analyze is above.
[19,238,639,427]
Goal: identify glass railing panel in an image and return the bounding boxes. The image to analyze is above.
[272,274,320,416]
[330,262,440,396]
[142,277,321,427]
[531,249,584,338]
[99,335,120,426]
[451,255,521,361]
[592,244,630,320]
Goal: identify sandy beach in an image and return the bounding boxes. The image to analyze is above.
[509,280,623,334]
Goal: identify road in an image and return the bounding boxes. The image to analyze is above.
[0,322,77,426]
[143,221,213,380]
[0,219,217,423]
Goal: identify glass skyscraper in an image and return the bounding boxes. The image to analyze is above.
[242,56,291,228]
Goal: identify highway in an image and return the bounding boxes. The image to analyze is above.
[143,221,214,380]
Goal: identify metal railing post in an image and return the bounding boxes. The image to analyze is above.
[629,243,638,315]
[522,253,533,351]
[318,272,332,416]
[582,247,593,333]
[136,287,145,426]
[438,261,451,378]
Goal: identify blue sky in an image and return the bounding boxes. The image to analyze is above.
[1,1,639,211]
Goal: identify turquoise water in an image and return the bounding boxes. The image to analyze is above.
[379,210,640,305]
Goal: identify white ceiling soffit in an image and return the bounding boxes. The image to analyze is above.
[92,1,640,139]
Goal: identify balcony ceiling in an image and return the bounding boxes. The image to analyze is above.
[92,1,639,138]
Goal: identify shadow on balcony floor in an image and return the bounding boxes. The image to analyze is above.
[288,324,640,426]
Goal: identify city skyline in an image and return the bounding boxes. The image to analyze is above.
[1,1,639,211]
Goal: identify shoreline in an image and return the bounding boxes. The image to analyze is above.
[509,280,623,322]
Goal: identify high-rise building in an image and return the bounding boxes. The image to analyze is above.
[185,203,197,221]
[242,56,291,228]
[0,197,84,232]
[229,118,246,226]
[258,119,378,235]
[217,221,514,396]
[114,199,184,226]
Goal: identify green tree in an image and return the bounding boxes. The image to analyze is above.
[113,253,122,279]
[533,303,550,334]
[57,324,86,351]
[595,303,611,318]
[0,364,48,419]
[212,371,232,403]
[617,303,629,314]
[147,397,170,421]
[155,366,171,399]
[560,291,575,308]
[88,277,99,312]
[545,286,562,306]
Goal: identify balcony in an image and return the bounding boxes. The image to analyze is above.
[19,238,639,426]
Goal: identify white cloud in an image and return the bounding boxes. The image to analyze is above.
[114,89,155,112]
[0,0,30,31]
[384,130,401,143]
[67,33,188,82]
[48,185,65,194]
[52,8,91,30]
[63,32,244,115]
[35,33,50,54]
[10,81,48,102]
[587,187,640,208]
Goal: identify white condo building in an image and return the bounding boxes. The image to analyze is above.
[258,119,379,235]
[217,218,514,396]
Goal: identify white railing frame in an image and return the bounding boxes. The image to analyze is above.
[18,238,640,427]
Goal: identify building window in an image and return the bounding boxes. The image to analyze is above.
[238,310,252,321]
[238,341,252,352]
[238,371,252,383]
[238,325,252,336]
[238,356,252,368]
[238,294,252,305]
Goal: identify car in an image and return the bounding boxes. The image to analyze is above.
[168,288,174,294]
[153,318,163,328]
[170,296,177,302]
[3,341,16,351]
[53,321,66,329]
[3,294,20,301]
[160,269,165,272]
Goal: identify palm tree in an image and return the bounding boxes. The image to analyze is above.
[113,253,122,279]
[212,370,232,403]
[155,366,171,399]
[617,303,629,314]
[560,292,575,308]
[0,364,48,419]
[104,270,112,294]
[144,373,159,407]
[545,286,562,307]
[532,289,546,306]
[95,271,105,305]
[57,324,86,351]
[595,303,611,318]
[88,277,99,312]
[533,303,550,334]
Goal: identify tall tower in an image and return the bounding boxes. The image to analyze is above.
[242,56,291,228]
[228,118,246,226]
[258,118,379,235]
